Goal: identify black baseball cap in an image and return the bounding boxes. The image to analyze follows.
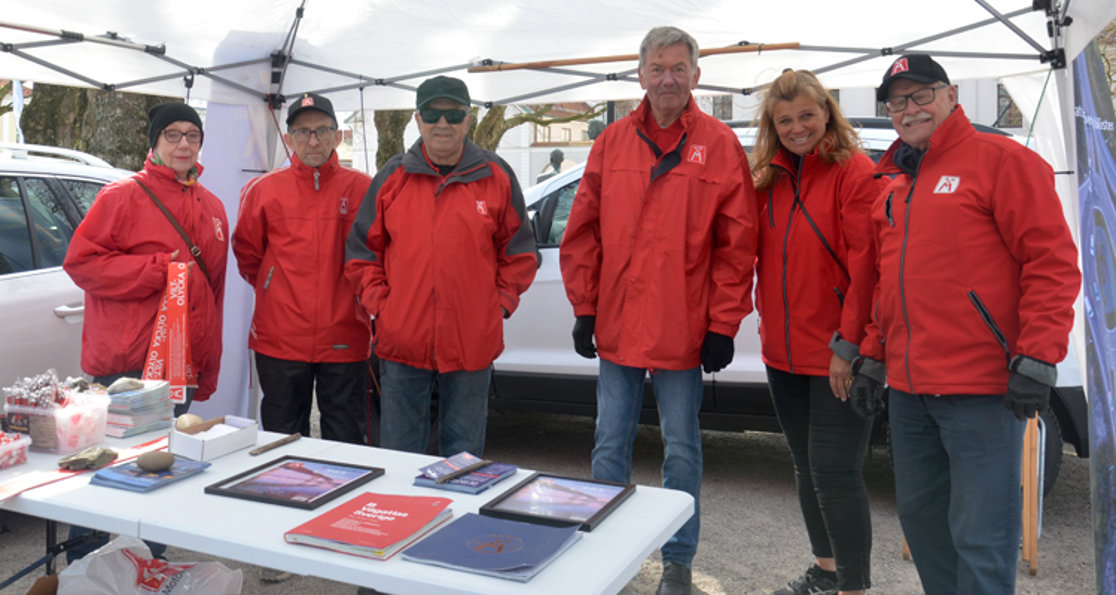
[876,54,951,102]
[415,76,470,109]
[286,93,337,126]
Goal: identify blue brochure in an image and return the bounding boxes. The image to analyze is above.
[401,512,581,582]
[90,456,210,492]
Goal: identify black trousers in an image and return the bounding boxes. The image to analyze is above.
[255,352,368,445]
[767,366,873,591]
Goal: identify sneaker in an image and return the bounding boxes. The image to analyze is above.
[259,567,293,582]
[656,561,692,595]
[772,564,838,595]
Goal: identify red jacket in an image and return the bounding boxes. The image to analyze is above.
[63,155,228,400]
[863,107,1080,394]
[233,152,373,363]
[756,147,884,376]
[560,98,757,369]
[344,139,537,372]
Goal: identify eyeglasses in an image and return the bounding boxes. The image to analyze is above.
[162,130,203,144]
[289,126,338,142]
[418,108,467,124]
[884,84,949,113]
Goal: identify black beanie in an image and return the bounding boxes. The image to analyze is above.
[148,102,203,149]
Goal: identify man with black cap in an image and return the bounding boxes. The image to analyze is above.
[234,93,373,446]
[345,76,537,458]
[847,54,1080,594]
[63,100,228,561]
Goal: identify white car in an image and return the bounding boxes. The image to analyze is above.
[0,143,131,386]
[493,118,1086,494]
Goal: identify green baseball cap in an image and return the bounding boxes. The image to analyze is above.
[416,76,470,109]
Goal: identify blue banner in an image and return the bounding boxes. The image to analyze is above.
[1074,40,1116,594]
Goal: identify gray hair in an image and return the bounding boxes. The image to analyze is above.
[639,26,700,70]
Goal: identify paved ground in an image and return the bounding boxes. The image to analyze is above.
[0,409,1097,594]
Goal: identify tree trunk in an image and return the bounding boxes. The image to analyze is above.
[374,109,412,169]
[472,105,509,151]
[21,84,174,171]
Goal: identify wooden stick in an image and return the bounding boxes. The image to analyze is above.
[249,432,301,456]
[468,42,800,73]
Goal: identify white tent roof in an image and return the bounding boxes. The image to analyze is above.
[1,1,1113,110]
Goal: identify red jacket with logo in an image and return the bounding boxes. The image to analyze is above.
[560,98,757,369]
[863,106,1080,394]
[756,147,884,376]
[233,152,373,363]
[63,155,228,400]
[344,139,537,372]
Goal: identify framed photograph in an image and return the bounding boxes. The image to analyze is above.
[479,472,634,532]
[204,456,384,510]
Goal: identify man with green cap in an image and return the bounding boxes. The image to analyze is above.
[345,75,537,458]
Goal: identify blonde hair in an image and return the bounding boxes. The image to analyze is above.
[753,69,863,191]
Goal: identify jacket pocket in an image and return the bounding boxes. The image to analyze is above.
[968,290,1011,365]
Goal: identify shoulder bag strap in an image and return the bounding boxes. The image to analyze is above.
[133,179,211,281]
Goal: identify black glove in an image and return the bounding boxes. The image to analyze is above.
[849,356,886,419]
[1004,355,1055,421]
[700,331,734,373]
[572,315,597,359]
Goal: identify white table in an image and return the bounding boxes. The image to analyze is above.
[2,431,693,594]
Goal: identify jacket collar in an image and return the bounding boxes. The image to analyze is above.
[143,152,205,186]
[290,150,340,178]
[876,105,975,175]
[632,94,699,136]
[403,137,488,176]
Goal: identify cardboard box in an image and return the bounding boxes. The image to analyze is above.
[169,415,257,461]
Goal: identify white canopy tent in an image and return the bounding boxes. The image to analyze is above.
[0,0,1112,417]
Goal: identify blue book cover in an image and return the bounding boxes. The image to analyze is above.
[417,451,487,481]
[401,512,581,582]
[412,462,518,494]
[90,456,210,493]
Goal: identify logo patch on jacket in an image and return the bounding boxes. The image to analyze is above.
[687,145,707,165]
[933,176,961,194]
[212,217,224,241]
[890,58,909,75]
[476,200,489,216]
[339,196,350,215]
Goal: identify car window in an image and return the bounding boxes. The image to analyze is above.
[0,176,32,274]
[23,177,76,269]
[58,178,103,212]
[546,182,578,246]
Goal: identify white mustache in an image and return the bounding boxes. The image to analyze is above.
[901,113,931,126]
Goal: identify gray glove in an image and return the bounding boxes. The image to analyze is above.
[849,356,886,419]
[1004,355,1056,421]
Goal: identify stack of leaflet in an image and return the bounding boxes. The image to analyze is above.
[104,380,173,438]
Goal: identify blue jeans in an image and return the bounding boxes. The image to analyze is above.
[889,390,1025,595]
[767,367,872,591]
[594,359,702,567]
[379,359,490,457]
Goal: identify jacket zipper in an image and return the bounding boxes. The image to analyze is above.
[898,153,924,391]
[263,266,275,290]
[968,290,1013,365]
[314,169,320,191]
[778,162,803,373]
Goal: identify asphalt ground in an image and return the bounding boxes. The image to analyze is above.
[0,409,1096,594]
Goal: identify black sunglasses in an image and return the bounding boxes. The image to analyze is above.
[419,108,467,124]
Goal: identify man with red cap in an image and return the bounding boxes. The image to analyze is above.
[234,93,373,446]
